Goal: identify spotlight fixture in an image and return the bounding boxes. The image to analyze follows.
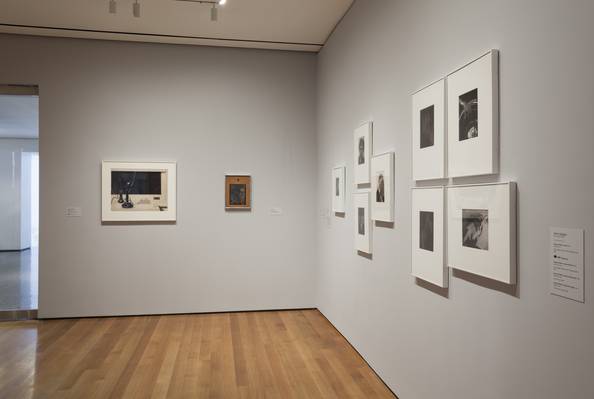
[210,4,218,21]
[133,0,140,17]
[175,0,228,21]
[109,0,117,14]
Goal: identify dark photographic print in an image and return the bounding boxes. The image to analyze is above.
[229,184,247,206]
[335,177,340,197]
[419,211,434,252]
[358,137,365,165]
[420,105,435,149]
[462,209,488,250]
[459,88,478,141]
[376,173,385,203]
[358,207,365,235]
[110,171,167,211]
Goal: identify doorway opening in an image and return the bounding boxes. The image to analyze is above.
[0,85,39,320]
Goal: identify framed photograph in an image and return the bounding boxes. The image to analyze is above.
[101,161,177,222]
[412,79,446,180]
[447,182,516,284]
[353,121,373,186]
[332,166,346,214]
[411,187,447,287]
[447,50,499,177]
[370,152,394,222]
[354,191,372,254]
[225,175,252,210]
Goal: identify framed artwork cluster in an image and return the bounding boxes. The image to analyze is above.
[411,182,516,288]
[332,121,395,256]
[410,49,517,288]
[101,162,253,222]
[412,50,499,180]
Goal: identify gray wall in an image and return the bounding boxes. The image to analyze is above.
[0,34,318,318]
[316,1,594,398]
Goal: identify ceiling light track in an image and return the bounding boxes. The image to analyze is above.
[108,0,227,21]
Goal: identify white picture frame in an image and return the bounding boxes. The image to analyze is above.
[354,122,373,186]
[101,161,177,222]
[447,50,499,178]
[411,186,447,288]
[354,191,372,254]
[370,152,395,222]
[447,182,516,284]
[412,79,446,180]
[332,166,346,214]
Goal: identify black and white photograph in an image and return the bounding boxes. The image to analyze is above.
[375,173,385,203]
[229,184,247,206]
[420,105,434,149]
[358,207,365,235]
[102,161,177,222]
[358,136,365,165]
[459,88,478,141]
[419,211,434,252]
[462,208,488,250]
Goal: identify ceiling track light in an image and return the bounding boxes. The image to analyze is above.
[133,0,140,18]
[175,0,227,21]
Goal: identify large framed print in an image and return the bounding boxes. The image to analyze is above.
[412,79,446,180]
[447,182,516,284]
[370,152,394,222]
[101,161,177,222]
[225,175,252,210]
[447,50,499,177]
[332,166,346,213]
[411,187,447,288]
[354,191,372,254]
[353,122,373,186]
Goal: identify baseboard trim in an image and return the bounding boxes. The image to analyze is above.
[37,307,317,321]
[316,309,400,399]
[0,309,38,321]
[0,247,31,253]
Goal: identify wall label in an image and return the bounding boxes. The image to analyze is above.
[550,227,584,302]
[65,207,82,217]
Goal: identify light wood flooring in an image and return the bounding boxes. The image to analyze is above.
[0,309,396,398]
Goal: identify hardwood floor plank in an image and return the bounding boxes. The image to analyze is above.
[0,310,396,399]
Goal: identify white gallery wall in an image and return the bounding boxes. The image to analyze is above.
[316,1,594,399]
[0,34,318,318]
[0,138,38,251]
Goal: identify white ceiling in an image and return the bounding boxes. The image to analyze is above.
[0,95,39,139]
[0,0,354,52]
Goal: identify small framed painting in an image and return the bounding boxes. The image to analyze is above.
[354,191,372,255]
[353,121,373,186]
[370,152,395,222]
[225,175,252,210]
[411,186,447,287]
[447,182,516,284]
[101,161,177,222]
[447,50,499,177]
[412,79,446,180]
[332,166,346,214]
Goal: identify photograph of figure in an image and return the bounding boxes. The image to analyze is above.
[459,88,478,141]
[462,209,488,250]
[376,173,385,203]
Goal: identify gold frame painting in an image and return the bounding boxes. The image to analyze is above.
[225,175,252,210]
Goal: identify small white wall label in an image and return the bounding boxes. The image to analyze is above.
[550,227,584,302]
[269,207,283,216]
[65,207,82,217]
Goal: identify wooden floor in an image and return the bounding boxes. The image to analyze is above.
[0,309,396,398]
